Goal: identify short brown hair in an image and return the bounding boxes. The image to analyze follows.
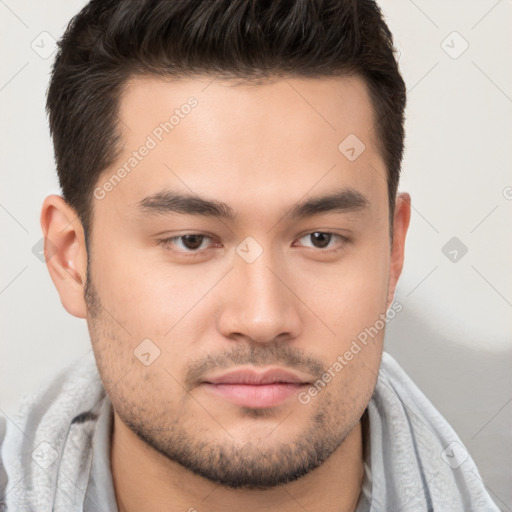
[46,0,406,242]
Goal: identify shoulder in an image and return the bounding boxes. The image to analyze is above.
[0,351,106,510]
[366,351,500,511]
[0,415,7,512]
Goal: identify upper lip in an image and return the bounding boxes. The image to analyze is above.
[204,367,311,385]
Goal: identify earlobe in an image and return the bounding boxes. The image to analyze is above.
[387,192,411,308]
[40,194,89,319]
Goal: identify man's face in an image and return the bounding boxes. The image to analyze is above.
[85,74,395,488]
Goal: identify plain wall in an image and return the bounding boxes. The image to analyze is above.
[1,0,511,509]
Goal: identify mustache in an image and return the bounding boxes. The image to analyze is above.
[182,342,326,391]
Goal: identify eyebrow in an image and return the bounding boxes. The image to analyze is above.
[135,187,369,221]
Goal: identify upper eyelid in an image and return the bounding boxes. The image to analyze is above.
[294,232,348,249]
[160,234,214,250]
[160,231,347,252]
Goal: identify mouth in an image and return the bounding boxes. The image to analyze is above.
[201,367,312,408]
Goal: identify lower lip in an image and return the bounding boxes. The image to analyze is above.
[202,382,306,408]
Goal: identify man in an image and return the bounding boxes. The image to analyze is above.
[0,0,499,510]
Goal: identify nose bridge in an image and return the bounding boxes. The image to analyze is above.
[242,253,284,311]
[217,242,302,343]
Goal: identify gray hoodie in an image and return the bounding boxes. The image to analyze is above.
[0,350,501,511]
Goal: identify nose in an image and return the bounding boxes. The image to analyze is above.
[216,247,303,345]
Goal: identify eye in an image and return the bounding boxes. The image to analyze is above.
[293,232,349,252]
[157,234,217,254]
[157,231,349,258]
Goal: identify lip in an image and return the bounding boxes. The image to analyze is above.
[202,382,308,408]
[202,367,311,408]
[204,367,310,385]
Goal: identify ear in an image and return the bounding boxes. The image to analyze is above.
[386,192,411,308]
[40,194,88,318]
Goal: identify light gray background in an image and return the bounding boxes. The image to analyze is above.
[1,0,511,509]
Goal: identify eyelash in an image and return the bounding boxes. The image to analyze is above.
[157,232,350,258]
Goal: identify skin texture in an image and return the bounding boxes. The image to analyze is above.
[41,74,411,512]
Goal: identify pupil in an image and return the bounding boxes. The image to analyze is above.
[183,235,203,250]
[312,232,330,248]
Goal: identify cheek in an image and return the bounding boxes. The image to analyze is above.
[90,241,201,338]
[294,237,390,339]
[289,236,389,401]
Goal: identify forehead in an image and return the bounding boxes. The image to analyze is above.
[118,73,377,147]
[97,74,386,222]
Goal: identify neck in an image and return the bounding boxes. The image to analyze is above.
[111,413,366,512]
